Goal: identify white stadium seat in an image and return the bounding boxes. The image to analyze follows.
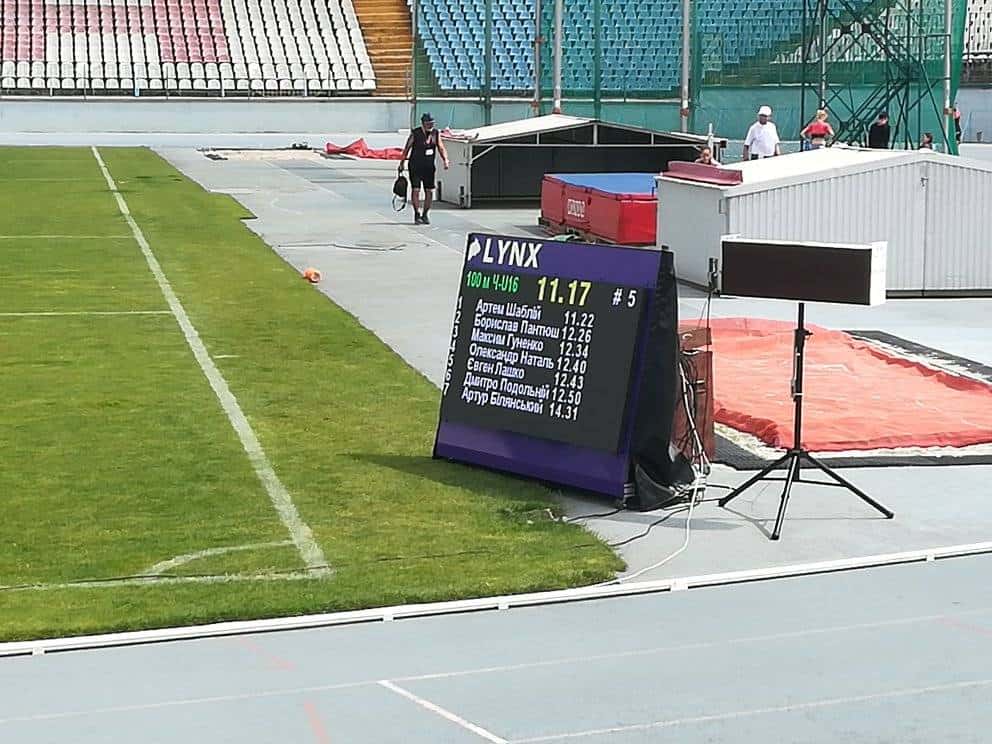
[0,0,377,96]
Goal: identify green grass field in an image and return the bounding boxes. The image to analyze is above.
[0,146,622,642]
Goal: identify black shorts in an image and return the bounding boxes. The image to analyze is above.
[409,164,436,190]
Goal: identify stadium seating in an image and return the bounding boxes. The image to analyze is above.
[0,0,376,93]
[415,0,982,93]
[415,0,833,93]
[967,0,992,60]
[1,0,987,95]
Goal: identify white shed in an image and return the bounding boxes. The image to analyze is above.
[656,147,992,296]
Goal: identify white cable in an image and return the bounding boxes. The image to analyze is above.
[602,364,710,585]
[615,476,703,583]
[592,351,715,586]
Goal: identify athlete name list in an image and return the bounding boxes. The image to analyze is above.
[451,298,594,423]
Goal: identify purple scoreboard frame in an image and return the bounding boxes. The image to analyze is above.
[433,233,666,497]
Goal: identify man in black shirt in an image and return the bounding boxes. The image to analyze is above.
[867,112,890,149]
[399,113,450,225]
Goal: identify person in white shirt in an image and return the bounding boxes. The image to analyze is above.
[742,105,781,160]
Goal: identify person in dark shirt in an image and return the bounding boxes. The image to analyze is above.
[867,112,890,149]
[399,112,450,225]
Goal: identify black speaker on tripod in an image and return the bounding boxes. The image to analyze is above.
[715,237,893,540]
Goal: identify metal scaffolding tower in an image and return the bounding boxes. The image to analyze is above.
[798,0,965,153]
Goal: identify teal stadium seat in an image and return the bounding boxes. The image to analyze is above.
[413,0,873,92]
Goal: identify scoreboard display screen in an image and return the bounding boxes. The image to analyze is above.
[434,233,666,496]
[441,259,645,451]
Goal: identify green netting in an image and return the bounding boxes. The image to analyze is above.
[704,0,967,151]
[412,0,964,149]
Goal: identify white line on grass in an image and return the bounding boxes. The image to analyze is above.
[0,234,131,239]
[5,544,992,651]
[0,311,171,317]
[512,678,992,742]
[143,540,293,575]
[91,146,330,576]
[378,680,508,743]
[1,571,318,592]
[2,178,113,183]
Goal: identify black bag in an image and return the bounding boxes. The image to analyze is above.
[392,174,408,211]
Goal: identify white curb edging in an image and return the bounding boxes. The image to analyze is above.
[3,541,991,658]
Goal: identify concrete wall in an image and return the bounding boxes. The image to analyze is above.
[0,89,989,143]
[420,88,992,145]
[0,97,411,133]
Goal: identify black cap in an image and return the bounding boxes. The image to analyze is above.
[878,111,889,118]
[421,112,435,123]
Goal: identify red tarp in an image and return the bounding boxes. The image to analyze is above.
[324,139,404,160]
[708,318,992,451]
[325,130,456,160]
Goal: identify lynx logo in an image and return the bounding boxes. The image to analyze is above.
[466,236,542,269]
[566,198,586,219]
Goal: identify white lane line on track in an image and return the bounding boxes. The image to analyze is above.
[378,680,508,743]
[2,605,989,726]
[513,678,992,742]
[0,680,378,725]
[390,605,992,684]
[90,146,330,576]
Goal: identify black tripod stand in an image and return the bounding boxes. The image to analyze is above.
[718,303,894,540]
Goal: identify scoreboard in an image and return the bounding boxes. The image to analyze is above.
[434,233,667,497]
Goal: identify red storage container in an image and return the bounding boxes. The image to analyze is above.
[540,175,566,225]
[540,173,658,246]
[562,183,592,232]
[586,190,656,245]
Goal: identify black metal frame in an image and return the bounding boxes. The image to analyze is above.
[718,303,894,540]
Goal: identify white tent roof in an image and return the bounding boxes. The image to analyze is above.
[441,114,716,145]
[442,114,592,143]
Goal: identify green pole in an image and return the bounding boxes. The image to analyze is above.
[917,0,923,146]
[943,0,966,154]
[410,0,419,129]
[689,0,702,132]
[593,0,602,119]
[943,0,954,154]
[533,0,542,116]
[680,0,690,131]
[484,0,493,125]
